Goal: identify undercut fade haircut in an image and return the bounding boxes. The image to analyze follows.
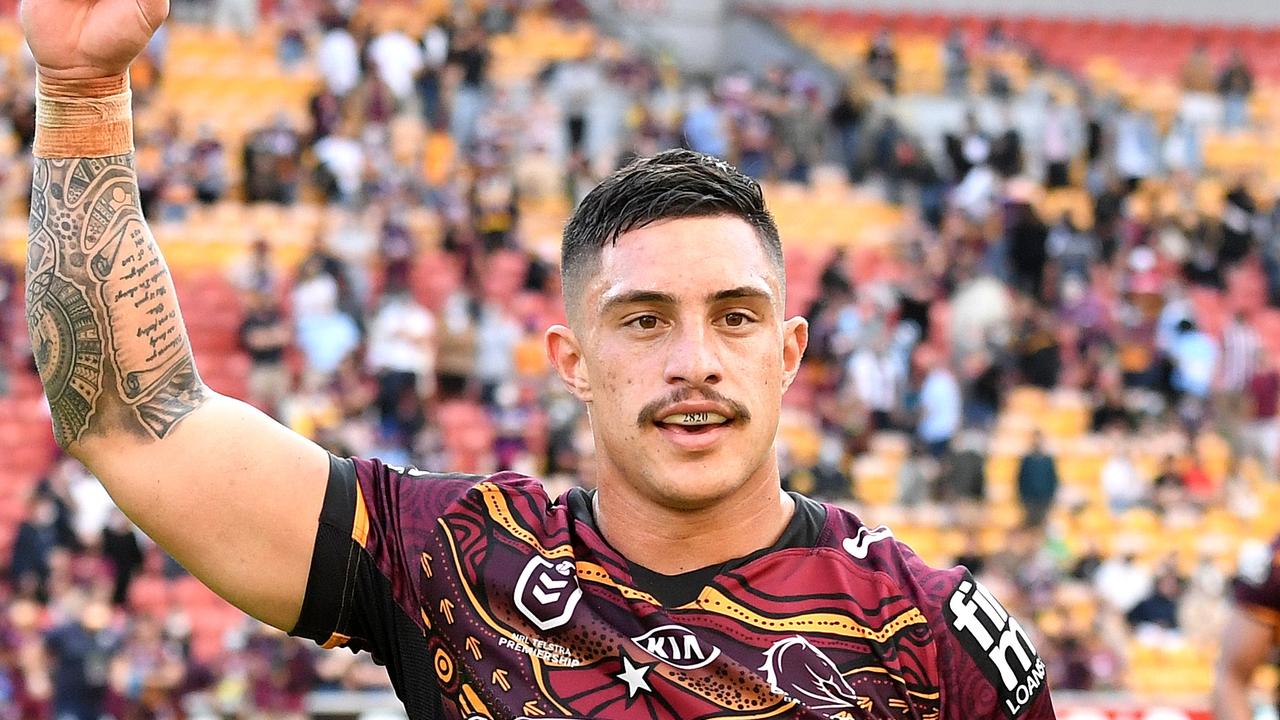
[560,149,785,322]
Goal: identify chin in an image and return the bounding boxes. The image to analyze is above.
[645,463,756,511]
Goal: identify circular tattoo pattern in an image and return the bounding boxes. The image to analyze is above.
[27,272,103,446]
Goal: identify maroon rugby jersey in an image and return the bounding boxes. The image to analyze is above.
[290,456,1054,719]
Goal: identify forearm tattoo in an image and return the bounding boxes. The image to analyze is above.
[26,155,207,447]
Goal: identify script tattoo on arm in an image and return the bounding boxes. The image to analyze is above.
[26,155,207,448]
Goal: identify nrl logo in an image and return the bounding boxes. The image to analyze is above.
[631,624,721,670]
[514,556,583,631]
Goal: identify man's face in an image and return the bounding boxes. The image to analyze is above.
[548,216,807,510]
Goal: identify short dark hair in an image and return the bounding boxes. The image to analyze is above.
[560,149,784,322]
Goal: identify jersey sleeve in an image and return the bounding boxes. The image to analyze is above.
[288,454,482,650]
[1231,535,1280,629]
[890,542,1054,720]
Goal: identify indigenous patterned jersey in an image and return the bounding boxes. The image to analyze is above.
[290,456,1054,719]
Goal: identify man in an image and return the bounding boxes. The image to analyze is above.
[917,348,963,458]
[1214,535,1280,719]
[21,2,1053,718]
[1015,432,1059,529]
[238,290,291,417]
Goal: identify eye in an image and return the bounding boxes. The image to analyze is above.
[723,312,751,327]
[628,315,660,330]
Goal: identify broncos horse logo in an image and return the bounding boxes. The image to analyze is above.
[759,636,860,711]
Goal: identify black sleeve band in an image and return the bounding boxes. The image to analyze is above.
[290,454,362,642]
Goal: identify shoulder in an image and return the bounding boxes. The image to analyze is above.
[819,505,1052,717]
[340,455,556,531]
[817,504,969,612]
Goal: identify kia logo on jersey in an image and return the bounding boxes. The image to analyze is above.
[631,625,722,670]
[514,556,583,631]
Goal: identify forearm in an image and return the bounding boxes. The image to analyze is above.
[1212,672,1254,720]
[26,74,208,450]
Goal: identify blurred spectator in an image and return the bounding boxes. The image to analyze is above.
[474,302,521,405]
[313,122,366,204]
[45,590,116,720]
[895,442,936,507]
[212,0,257,36]
[776,86,826,183]
[1180,43,1216,93]
[916,348,962,458]
[10,495,61,600]
[275,0,309,69]
[1017,431,1059,528]
[953,534,985,575]
[1219,311,1259,415]
[247,628,316,720]
[228,237,278,297]
[1170,318,1219,402]
[1041,94,1081,189]
[366,284,436,444]
[106,615,184,719]
[1221,180,1257,267]
[1218,49,1254,131]
[99,511,142,609]
[368,26,424,102]
[1113,103,1159,190]
[682,86,729,160]
[939,430,987,520]
[418,20,450,129]
[291,257,360,377]
[1015,308,1062,389]
[1095,552,1153,614]
[244,117,302,204]
[829,82,868,181]
[317,12,360,99]
[239,290,292,417]
[1006,200,1050,299]
[942,27,969,96]
[846,332,899,432]
[435,291,479,399]
[189,124,227,204]
[471,163,519,250]
[1152,454,1190,513]
[449,23,492,147]
[1101,439,1145,515]
[1126,570,1184,635]
[866,30,899,94]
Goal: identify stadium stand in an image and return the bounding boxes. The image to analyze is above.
[1,0,1280,715]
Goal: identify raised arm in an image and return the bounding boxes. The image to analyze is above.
[22,0,328,630]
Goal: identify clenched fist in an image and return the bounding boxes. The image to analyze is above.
[21,0,169,80]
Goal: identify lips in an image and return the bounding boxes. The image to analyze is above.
[654,420,735,451]
[651,401,738,451]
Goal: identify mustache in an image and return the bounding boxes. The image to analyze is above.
[636,386,752,428]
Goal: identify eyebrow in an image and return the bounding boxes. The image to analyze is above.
[710,286,774,304]
[599,285,775,316]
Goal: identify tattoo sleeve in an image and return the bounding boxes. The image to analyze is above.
[26,155,207,447]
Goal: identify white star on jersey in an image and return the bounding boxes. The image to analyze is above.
[615,654,654,698]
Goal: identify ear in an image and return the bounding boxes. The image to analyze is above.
[546,324,592,402]
[780,316,809,393]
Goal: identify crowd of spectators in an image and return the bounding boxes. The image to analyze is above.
[1,0,1278,714]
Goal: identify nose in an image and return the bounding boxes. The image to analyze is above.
[663,320,722,387]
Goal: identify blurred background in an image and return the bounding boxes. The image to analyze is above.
[1,0,1280,717]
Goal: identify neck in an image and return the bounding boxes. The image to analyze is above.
[592,464,795,575]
